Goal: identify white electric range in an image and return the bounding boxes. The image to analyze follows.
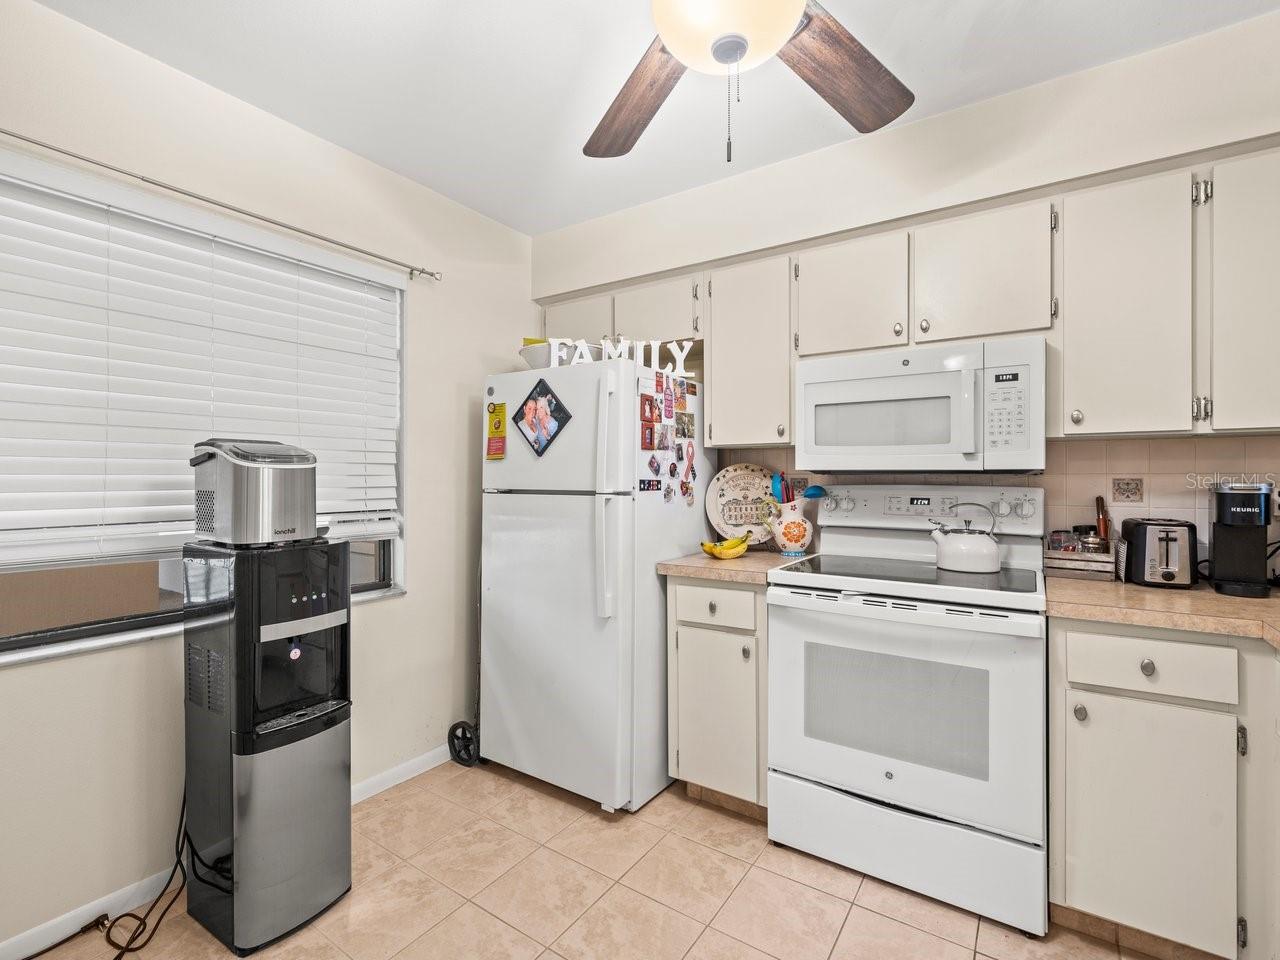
[766,484,1047,935]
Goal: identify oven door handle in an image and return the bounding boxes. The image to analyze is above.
[765,586,1044,639]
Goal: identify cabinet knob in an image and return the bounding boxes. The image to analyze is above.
[776,424,785,438]
[893,322,903,337]
[1071,410,1084,425]
[1073,703,1089,722]
[919,318,931,334]
[708,600,717,615]
[1140,658,1156,677]
[741,644,751,661]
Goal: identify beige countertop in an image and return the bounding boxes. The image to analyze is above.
[1046,577,1280,650]
[656,550,796,585]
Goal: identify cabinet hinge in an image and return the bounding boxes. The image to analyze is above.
[707,279,712,298]
[1192,396,1203,421]
[1193,179,1214,206]
[1238,724,1248,756]
[676,748,680,767]
[1237,916,1247,948]
[793,262,799,280]
[1204,396,1213,421]
[1050,296,1059,319]
[793,331,800,351]
[692,281,699,301]
[1050,209,1059,232]
[708,423,712,441]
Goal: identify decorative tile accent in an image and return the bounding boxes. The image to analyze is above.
[1110,477,1144,504]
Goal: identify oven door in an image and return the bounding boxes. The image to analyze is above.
[794,342,982,472]
[767,587,1045,844]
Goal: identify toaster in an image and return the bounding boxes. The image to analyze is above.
[1120,518,1198,589]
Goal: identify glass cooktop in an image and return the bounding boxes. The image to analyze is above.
[778,554,1040,594]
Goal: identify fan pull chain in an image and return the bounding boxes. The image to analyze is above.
[726,65,733,163]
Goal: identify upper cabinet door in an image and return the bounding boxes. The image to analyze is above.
[544,295,612,343]
[912,201,1052,343]
[614,276,700,344]
[707,256,792,447]
[1211,151,1280,431]
[795,233,908,355]
[1061,172,1192,434]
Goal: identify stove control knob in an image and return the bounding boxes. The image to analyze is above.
[991,499,1013,519]
[1014,499,1036,519]
[840,496,857,512]
[822,497,838,512]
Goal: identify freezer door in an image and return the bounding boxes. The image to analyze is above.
[480,491,635,808]
[482,360,634,493]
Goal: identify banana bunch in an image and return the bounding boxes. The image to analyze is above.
[701,533,751,560]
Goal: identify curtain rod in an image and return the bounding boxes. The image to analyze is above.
[0,126,442,281]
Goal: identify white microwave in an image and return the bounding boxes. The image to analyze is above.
[794,335,1045,472]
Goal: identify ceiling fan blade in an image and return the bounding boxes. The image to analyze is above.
[778,0,914,134]
[584,36,686,158]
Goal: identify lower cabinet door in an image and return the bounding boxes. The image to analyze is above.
[676,625,757,803]
[1064,690,1237,957]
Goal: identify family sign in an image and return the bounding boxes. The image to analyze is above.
[546,337,695,378]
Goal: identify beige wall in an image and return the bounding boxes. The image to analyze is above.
[0,0,537,943]
[531,10,1280,299]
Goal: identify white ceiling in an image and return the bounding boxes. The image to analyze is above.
[36,0,1280,235]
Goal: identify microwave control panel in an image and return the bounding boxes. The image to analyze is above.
[984,365,1029,452]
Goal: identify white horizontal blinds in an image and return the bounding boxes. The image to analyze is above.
[0,171,402,566]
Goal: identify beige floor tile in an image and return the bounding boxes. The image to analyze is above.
[408,759,470,793]
[755,843,862,901]
[536,953,569,960]
[685,928,776,960]
[419,763,523,812]
[472,847,612,945]
[671,803,768,862]
[854,876,977,948]
[43,911,197,959]
[632,783,700,830]
[553,885,702,960]
[352,778,426,825]
[394,902,542,960]
[620,833,750,923]
[314,862,463,960]
[486,780,594,843]
[355,789,478,858]
[711,866,850,960]
[352,830,401,887]
[977,918,1119,960]
[832,904,972,960]
[409,816,537,897]
[545,809,666,879]
[255,927,351,960]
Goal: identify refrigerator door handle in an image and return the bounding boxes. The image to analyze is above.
[594,370,617,493]
[594,494,616,619]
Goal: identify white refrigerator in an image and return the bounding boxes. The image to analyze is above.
[480,358,715,811]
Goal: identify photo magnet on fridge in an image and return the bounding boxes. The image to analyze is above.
[512,379,571,457]
[640,423,656,450]
[675,412,694,439]
[640,394,658,423]
[639,479,660,492]
[657,424,672,451]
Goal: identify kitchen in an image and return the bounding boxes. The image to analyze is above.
[3,3,1280,960]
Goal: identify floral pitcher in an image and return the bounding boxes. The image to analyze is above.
[765,499,814,557]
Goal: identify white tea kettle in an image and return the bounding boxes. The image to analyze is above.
[930,502,1000,573]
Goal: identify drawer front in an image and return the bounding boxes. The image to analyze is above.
[676,584,756,631]
[1066,631,1238,705]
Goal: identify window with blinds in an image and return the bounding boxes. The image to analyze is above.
[0,174,402,567]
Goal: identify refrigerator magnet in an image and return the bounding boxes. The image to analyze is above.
[639,479,660,492]
[648,454,661,477]
[674,380,687,412]
[640,394,658,423]
[512,379,571,457]
[663,383,674,418]
[657,424,672,451]
[485,402,506,461]
[663,483,674,503]
[640,423,656,450]
[675,412,694,439]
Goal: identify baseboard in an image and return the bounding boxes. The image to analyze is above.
[2,744,451,960]
[0,867,173,960]
[351,741,450,805]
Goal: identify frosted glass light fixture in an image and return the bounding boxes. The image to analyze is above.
[652,0,807,74]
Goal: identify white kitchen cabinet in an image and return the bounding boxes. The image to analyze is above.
[912,201,1053,344]
[1063,689,1237,957]
[705,255,792,447]
[1210,150,1280,431]
[666,579,768,806]
[613,275,701,344]
[795,233,908,355]
[1061,171,1193,434]
[544,294,612,342]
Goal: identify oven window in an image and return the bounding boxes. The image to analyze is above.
[803,641,990,781]
[256,627,343,716]
[814,396,951,446]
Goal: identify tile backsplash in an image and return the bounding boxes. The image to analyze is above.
[718,435,1280,556]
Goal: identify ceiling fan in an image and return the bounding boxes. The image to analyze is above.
[584,0,914,159]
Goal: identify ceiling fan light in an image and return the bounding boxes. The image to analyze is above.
[652,0,806,74]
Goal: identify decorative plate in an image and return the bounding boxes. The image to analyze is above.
[706,463,774,545]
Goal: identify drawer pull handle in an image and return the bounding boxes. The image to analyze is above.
[1073,703,1089,722]
[1140,657,1156,677]
[708,600,717,615]
[741,644,751,661]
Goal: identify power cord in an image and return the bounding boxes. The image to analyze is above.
[21,794,188,960]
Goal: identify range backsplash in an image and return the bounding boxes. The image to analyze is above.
[718,435,1280,556]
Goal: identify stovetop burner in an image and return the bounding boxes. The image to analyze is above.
[777,554,1040,594]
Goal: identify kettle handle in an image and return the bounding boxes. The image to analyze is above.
[949,501,999,538]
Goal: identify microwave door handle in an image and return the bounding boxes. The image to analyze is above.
[958,368,979,454]
[594,494,616,619]
[594,370,616,493]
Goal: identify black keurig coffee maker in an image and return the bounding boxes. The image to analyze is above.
[1209,481,1274,597]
